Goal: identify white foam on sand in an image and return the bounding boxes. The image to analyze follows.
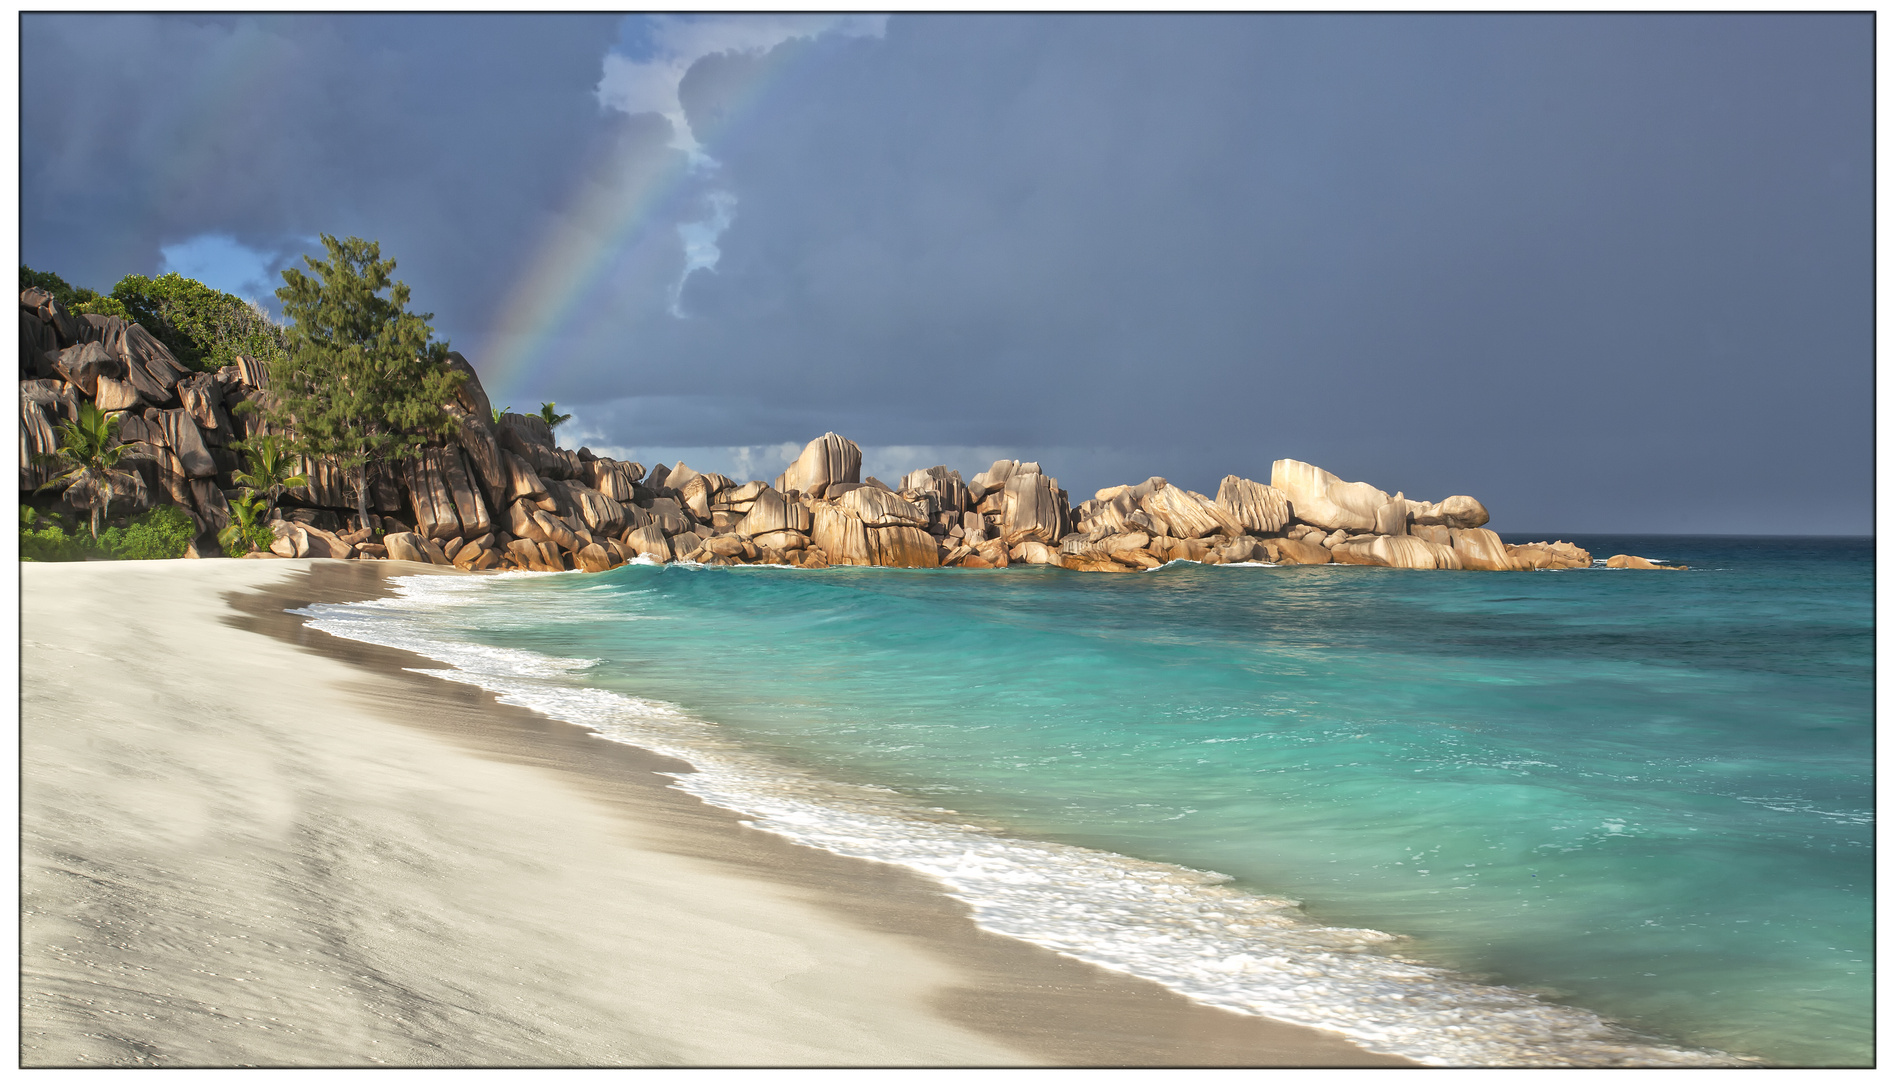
[298,571,1746,1068]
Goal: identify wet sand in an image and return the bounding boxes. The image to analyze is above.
[21,558,1415,1067]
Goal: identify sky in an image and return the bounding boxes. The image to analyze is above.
[19,13,1873,534]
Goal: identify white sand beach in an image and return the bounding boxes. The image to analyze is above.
[20,559,1412,1067]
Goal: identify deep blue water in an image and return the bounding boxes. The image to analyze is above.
[308,535,1872,1065]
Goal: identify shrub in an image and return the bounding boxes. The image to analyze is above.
[100,505,198,560]
[19,522,98,562]
[20,505,198,562]
[112,272,287,372]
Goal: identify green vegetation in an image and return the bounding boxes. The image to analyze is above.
[229,433,307,515]
[538,402,572,429]
[217,492,274,558]
[492,404,513,424]
[267,234,464,531]
[21,505,196,562]
[113,272,286,371]
[34,403,145,539]
[20,265,130,319]
[20,264,287,371]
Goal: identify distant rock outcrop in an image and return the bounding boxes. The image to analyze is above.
[17,284,1620,577]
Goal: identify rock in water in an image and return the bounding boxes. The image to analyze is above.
[1411,494,1491,530]
[1449,528,1512,571]
[576,543,614,573]
[737,486,813,536]
[778,432,862,498]
[1260,537,1331,565]
[1269,459,1385,533]
[1000,473,1070,545]
[383,531,430,564]
[1142,484,1242,539]
[1606,554,1687,570]
[1215,476,1290,535]
[835,485,926,527]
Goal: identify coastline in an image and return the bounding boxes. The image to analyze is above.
[22,558,1414,1067]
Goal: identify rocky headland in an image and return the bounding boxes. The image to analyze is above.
[22,286,1663,574]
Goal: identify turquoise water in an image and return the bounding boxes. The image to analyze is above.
[304,536,1871,1065]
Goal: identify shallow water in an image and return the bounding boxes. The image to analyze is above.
[301,535,1871,1065]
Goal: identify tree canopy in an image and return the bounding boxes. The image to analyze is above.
[267,234,464,529]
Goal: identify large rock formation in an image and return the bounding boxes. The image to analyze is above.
[17,282,1611,577]
[777,432,861,498]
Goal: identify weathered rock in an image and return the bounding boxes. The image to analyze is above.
[1410,523,1453,547]
[1328,539,1384,566]
[736,486,814,537]
[1009,540,1058,565]
[1214,476,1291,535]
[92,375,141,413]
[1507,541,1592,570]
[646,497,689,536]
[899,466,971,513]
[811,506,871,566]
[1260,537,1331,565]
[20,310,58,377]
[1412,495,1491,530]
[1606,554,1686,570]
[1000,472,1070,545]
[402,449,462,540]
[552,479,625,535]
[1449,528,1512,571]
[500,450,555,511]
[53,342,121,397]
[1270,459,1388,533]
[19,396,60,491]
[442,448,492,536]
[189,478,232,534]
[157,409,218,478]
[964,459,1038,502]
[1368,534,1461,570]
[867,526,939,568]
[777,432,862,498]
[751,529,809,552]
[836,485,927,527]
[530,509,580,552]
[175,373,231,433]
[1142,484,1242,539]
[588,458,644,501]
[231,355,271,389]
[1373,497,1410,537]
[576,543,614,573]
[497,411,554,448]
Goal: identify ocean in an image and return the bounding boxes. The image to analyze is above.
[299,535,1872,1066]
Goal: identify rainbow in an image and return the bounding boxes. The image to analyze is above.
[475,31,818,409]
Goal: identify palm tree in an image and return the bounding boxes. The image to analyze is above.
[230,433,308,515]
[218,491,270,555]
[537,401,572,429]
[36,403,146,540]
[491,404,513,425]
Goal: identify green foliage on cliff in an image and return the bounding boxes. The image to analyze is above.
[20,264,287,371]
[20,505,196,562]
[112,272,287,372]
[267,234,464,529]
[20,265,130,319]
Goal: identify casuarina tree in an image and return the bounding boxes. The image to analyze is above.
[268,235,465,531]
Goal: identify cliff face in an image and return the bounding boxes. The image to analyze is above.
[21,287,1595,573]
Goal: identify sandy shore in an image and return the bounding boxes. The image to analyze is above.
[22,558,1414,1067]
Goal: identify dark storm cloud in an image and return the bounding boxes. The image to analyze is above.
[21,13,622,325]
[20,14,1871,533]
[638,15,1871,531]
